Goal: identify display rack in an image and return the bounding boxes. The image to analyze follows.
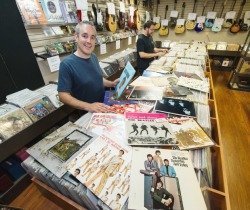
[0,105,75,204]
[228,30,250,91]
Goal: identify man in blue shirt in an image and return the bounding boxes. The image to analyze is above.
[160,159,176,177]
[58,21,118,114]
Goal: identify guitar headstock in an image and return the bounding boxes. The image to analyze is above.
[241,0,246,6]
[166,5,168,11]
[182,2,185,8]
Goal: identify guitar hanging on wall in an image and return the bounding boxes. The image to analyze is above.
[211,0,227,32]
[174,2,186,34]
[204,0,217,28]
[117,0,125,29]
[194,0,208,32]
[230,0,246,33]
[159,5,169,36]
[92,0,105,31]
[153,0,161,30]
[169,0,178,28]
[105,0,117,32]
[128,0,136,29]
[134,0,141,30]
[185,0,197,30]
[222,0,236,28]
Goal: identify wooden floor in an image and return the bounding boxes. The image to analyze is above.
[10,70,250,210]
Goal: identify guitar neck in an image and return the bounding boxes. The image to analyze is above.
[174,0,177,10]
[164,5,168,19]
[181,3,185,19]
[236,1,246,22]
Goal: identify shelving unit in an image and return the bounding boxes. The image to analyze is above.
[208,49,241,71]
[228,30,250,91]
[0,105,75,204]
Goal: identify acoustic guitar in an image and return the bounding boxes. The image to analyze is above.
[211,0,227,32]
[169,0,178,28]
[134,0,141,30]
[204,0,217,28]
[105,1,117,32]
[117,0,125,29]
[194,0,208,32]
[174,2,186,34]
[159,5,169,36]
[230,0,246,33]
[240,13,249,32]
[185,0,197,30]
[154,0,161,30]
[222,0,236,28]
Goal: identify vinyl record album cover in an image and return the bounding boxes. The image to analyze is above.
[128,147,207,210]
[16,0,48,24]
[40,0,65,23]
[154,98,196,117]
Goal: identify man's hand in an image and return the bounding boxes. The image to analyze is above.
[87,102,109,113]
[164,199,171,206]
[156,51,166,57]
[112,78,120,87]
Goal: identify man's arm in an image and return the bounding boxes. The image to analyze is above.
[138,51,166,59]
[58,92,109,113]
[154,48,169,53]
[103,78,119,88]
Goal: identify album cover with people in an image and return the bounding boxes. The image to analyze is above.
[27,122,97,178]
[154,98,196,117]
[67,132,132,210]
[128,147,207,210]
[59,0,78,23]
[125,112,178,146]
[0,107,33,142]
[23,96,56,122]
[40,0,65,23]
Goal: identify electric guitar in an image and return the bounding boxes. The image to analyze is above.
[240,12,249,31]
[92,1,104,31]
[117,0,125,29]
[174,2,186,34]
[211,0,227,32]
[128,0,136,29]
[169,0,178,28]
[204,0,217,28]
[222,0,236,28]
[159,5,169,36]
[105,1,117,32]
[154,0,161,30]
[230,0,246,33]
[186,0,197,30]
[194,0,207,32]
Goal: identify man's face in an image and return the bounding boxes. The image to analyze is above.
[75,24,96,57]
[147,156,153,161]
[146,25,155,36]
[164,160,169,166]
[13,120,24,131]
[119,150,124,156]
[74,169,80,176]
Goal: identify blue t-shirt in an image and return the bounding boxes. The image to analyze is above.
[58,53,105,105]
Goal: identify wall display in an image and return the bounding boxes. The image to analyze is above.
[134,0,141,30]
[40,0,65,23]
[117,0,125,29]
[204,0,217,28]
[211,1,227,32]
[92,2,105,31]
[16,0,48,24]
[128,147,207,210]
[128,1,136,29]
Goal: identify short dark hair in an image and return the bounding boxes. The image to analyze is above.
[75,168,80,173]
[164,159,169,162]
[147,154,153,158]
[144,20,155,29]
[155,150,161,154]
[120,150,124,155]
[117,193,121,199]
